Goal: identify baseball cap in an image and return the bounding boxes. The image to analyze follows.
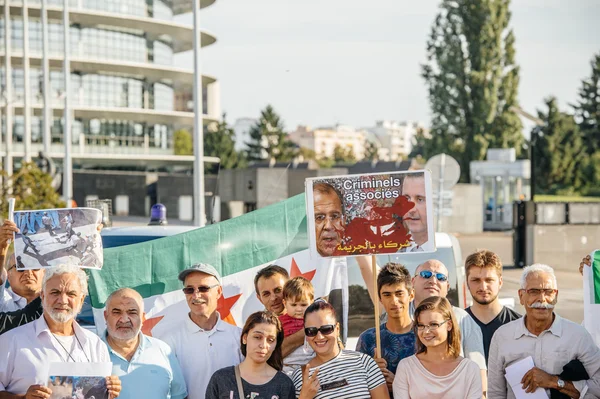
[178,263,222,285]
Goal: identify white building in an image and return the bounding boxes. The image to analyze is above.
[289,124,366,160]
[363,120,425,161]
[1,0,220,171]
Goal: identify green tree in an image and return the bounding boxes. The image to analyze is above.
[422,0,524,182]
[363,141,379,161]
[533,97,585,195]
[205,113,246,172]
[173,129,193,155]
[0,162,65,216]
[573,53,600,153]
[246,105,297,163]
[333,144,356,165]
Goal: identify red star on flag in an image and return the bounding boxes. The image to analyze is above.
[218,292,243,326]
[290,257,316,281]
[142,315,164,337]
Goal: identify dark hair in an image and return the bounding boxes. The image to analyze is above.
[303,299,337,323]
[377,262,412,299]
[241,311,285,371]
[254,265,289,295]
[414,296,461,358]
[313,181,344,208]
[465,249,503,278]
[282,277,314,301]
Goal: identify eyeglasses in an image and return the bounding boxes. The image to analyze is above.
[304,324,336,337]
[418,270,448,282]
[522,288,557,296]
[416,319,449,332]
[182,284,219,295]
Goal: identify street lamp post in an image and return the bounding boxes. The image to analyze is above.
[192,0,205,227]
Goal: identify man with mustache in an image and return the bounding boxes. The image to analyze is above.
[412,260,488,394]
[0,263,121,398]
[488,264,600,399]
[464,250,520,364]
[400,173,433,252]
[102,288,187,399]
[159,263,243,399]
[313,182,345,257]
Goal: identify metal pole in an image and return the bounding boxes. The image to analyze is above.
[4,0,13,177]
[192,0,205,227]
[22,0,31,162]
[63,0,72,207]
[436,153,446,232]
[41,0,51,154]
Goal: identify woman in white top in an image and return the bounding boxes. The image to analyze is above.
[292,300,389,399]
[393,296,482,399]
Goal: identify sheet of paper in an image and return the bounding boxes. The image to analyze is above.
[46,362,113,399]
[505,356,549,399]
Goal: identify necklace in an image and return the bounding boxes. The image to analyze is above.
[51,327,90,362]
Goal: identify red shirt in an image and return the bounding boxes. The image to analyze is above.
[278,314,305,337]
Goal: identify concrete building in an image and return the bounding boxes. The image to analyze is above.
[289,124,366,160]
[363,120,424,161]
[0,0,220,171]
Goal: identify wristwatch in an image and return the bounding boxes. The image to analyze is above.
[557,378,565,389]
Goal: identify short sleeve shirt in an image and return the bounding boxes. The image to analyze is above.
[292,349,386,398]
[205,366,296,399]
[356,323,416,374]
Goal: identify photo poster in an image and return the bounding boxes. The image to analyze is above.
[13,208,104,270]
[305,170,436,258]
[47,362,112,399]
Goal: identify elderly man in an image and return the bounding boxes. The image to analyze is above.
[400,172,433,252]
[159,263,242,399]
[488,264,600,399]
[102,288,187,399]
[0,263,121,398]
[411,259,488,393]
[313,182,345,257]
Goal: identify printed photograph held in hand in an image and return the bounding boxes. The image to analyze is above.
[13,208,103,270]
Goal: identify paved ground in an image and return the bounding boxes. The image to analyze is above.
[456,232,584,324]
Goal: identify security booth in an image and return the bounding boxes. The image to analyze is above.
[470,149,530,231]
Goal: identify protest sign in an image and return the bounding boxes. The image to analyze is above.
[305,170,436,258]
[14,208,103,270]
[47,362,112,399]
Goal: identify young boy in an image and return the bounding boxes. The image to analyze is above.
[278,277,314,375]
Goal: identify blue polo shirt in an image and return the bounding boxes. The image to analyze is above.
[102,332,187,399]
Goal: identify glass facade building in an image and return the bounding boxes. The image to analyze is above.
[0,0,219,168]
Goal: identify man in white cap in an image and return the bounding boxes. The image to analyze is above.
[158,263,243,399]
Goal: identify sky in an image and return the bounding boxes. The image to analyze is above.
[175,0,600,132]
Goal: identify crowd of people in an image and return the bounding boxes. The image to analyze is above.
[1,218,599,399]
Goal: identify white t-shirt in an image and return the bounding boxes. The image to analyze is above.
[393,355,482,399]
[158,312,243,399]
[0,315,111,394]
[292,349,386,399]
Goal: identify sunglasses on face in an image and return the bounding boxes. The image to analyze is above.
[304,324,335,337]
[182,284,218,295]
[418,270,448,282]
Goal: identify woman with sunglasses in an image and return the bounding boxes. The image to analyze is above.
[393,296,482,399]
[293,300,389,399]
[205,310,295,399]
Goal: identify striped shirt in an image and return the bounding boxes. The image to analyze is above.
[0,296,43,335]
[291,349,386,398]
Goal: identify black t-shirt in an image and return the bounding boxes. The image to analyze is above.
[465,306,521,364]
[205,366,296,399]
